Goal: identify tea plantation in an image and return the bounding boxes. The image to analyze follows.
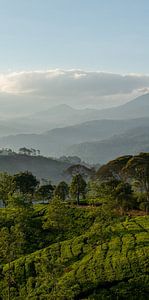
[0,210,149,300]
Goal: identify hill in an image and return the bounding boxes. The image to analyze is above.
[67,126,149,164]
[34,93,149,123]
[0,118,149,157]
[0,154,71,183]
[1,211,149,299]
[86,93,149,120]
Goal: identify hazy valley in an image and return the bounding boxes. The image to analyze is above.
[0,94,149,165]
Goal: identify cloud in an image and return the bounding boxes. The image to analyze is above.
[0,69,149,116]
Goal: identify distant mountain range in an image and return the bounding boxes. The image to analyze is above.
[67,126,149,163]
[0,93,149,136]
[0,93,148,164]
[0,118,149,158]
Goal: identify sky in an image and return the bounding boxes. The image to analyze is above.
[0,0,149,115]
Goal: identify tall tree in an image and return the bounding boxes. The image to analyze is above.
[123,153,149,202]
[13,171,39,195]
[35,184,54,202]
[70,174,87,205]
[0,173,16,207]
[113,182,134,213]
[54,181,69,201]
[44,196,70,234]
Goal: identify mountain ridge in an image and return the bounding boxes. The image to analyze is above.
[0,117,149,157]
[0,93,148,136]
[67,126,149,163]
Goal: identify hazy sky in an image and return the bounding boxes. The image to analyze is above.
[0,0,149,72]
[0,0,149,115]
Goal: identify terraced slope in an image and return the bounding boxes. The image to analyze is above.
[1,216,149,299]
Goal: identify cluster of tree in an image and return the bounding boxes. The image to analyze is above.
[0,148,15,155]
[0,171,88,208]
[0,172,92,299]
[0,147,42,157]
[19,147,41,156]
[87,178,135,215]
[0,152,148,231]
[0,154,149,213]
[58,155,82,164]
[96,153,149,213]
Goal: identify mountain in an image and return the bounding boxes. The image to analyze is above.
[87,93,149,120]
[67,126,149,164]
[0,104,103,135]
[0,118,149,156]
[0,122,21,136]
[30,93,149,124]
[0,93,149,136]
[23,93,149,125]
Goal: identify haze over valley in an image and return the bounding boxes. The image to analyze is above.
[0,93,149,165]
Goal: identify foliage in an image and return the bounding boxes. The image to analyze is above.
[43,196,71,234]
[122,153,149,202]
[54,181,69,201]
[35,184,54,202]
[0,173,16,207]
[13,171,39,195]
[70,174,87,204]
[96,155,132,181]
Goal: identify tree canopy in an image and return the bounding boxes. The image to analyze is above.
[70,174,87,205]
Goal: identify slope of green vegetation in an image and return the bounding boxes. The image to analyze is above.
[0,153,149,299]
[0,212,149,299]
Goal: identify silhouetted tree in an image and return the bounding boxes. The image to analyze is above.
[70,174,87,205]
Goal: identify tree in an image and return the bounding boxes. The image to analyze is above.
[65,164,94,181]
[123,153,149,203]
[54,181,69,201]
[0,192,35,299]
[35,184,54,202]
[87,179,119,206]
[19,147,32,156]
[31,148,36,156]
[0,221,26,300]
[7,192,33,210]
[113,182,134,213]
[44,196,70,234]
[70,174,87,205]
[13,171,39,195]
[96,155,132,181]
[37,149,40,156]
[0,173,16,207]
[6,194,41,254]
[99,180,134,213]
